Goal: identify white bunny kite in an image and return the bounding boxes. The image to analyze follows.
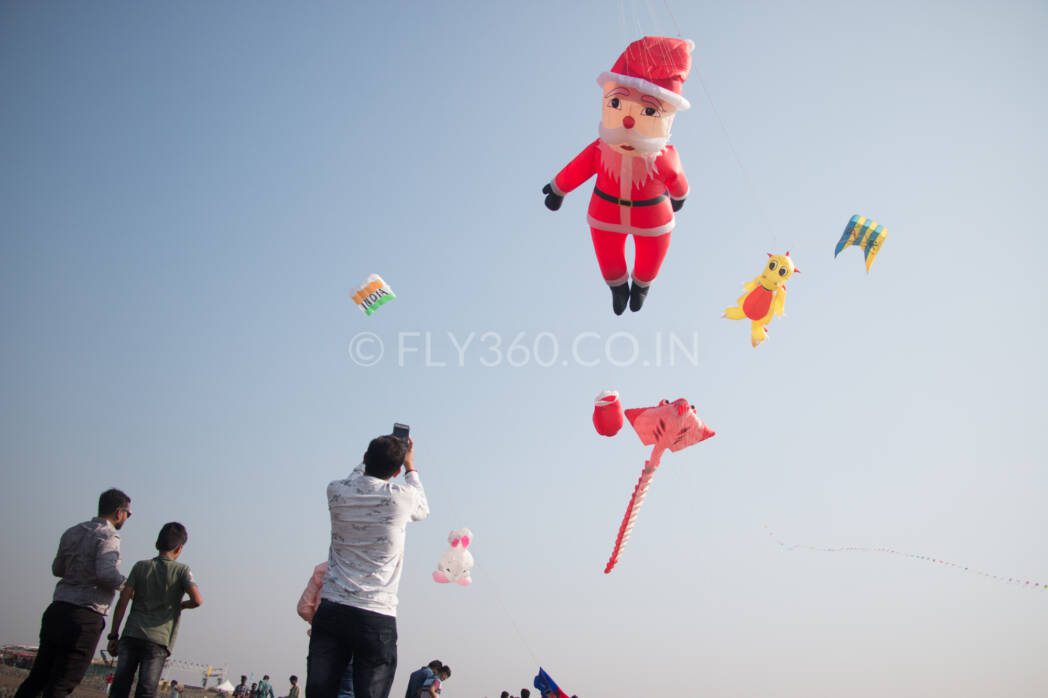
[433,528,474,586]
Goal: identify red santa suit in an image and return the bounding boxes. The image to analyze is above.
[550,140,688,286]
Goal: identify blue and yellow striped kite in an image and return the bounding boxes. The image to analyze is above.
[835,215,887,272]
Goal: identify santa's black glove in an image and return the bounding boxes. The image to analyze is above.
[542,183,564,211]
[671,197,686,212]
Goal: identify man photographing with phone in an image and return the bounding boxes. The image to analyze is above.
[306,428,429,698]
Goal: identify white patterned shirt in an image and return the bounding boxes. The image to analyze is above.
[322,463,429,617]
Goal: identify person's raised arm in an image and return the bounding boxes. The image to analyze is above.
[402,440,430,521]
[402,439,416,476]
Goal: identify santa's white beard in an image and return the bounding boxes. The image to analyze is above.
[597,136,663,188]
[599,123,670,155]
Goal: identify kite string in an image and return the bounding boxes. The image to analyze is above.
[695,73,778,249]
[661,0,682,37]
[653,0,781,249]
[630,0,781,249]
[441,495,542,669]
[619,0,630,61]
[764,525,1048,590]
[642,0,676,92]
[484,568,542,668]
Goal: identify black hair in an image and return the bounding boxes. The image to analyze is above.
[501,692,509,698]
[263,676,270,681]
[441,666,451,679]
[98,488,131,517]
[427,660,443,671]
[289,676,298,684]
[519,689,527,698]
[155,522,188,552]
[363,435,407,479]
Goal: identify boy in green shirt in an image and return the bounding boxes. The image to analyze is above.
[107,522,203,698]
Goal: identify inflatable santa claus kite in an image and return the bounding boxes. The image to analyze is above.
[543,36,694,315]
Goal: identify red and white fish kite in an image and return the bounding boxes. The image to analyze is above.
[605,398,715,574]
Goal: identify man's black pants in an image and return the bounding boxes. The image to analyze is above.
[15,601,106,698]
[306,600,397,698]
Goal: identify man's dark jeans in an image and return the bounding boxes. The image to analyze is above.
[306,599,397,698]
[109,636,169,698]
[14,601,106,698]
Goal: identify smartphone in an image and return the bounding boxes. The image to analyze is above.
[392,423,410,441]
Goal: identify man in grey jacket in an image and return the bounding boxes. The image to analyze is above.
[15,488,132,698]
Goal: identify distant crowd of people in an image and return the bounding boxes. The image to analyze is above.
[496,690,578,698]
[230,674,277,698]
[156,679,183,698]
[11,433,469,698]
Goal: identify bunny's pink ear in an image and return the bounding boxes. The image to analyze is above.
[459,535,471,548]
[450,537,460,547]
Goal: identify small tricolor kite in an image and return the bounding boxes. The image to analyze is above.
[533,667,570,698]
[605,398,715,573]
[836,215,887,272]
[352,274,395,316]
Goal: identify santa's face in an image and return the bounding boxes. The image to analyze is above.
[599,81,677,155]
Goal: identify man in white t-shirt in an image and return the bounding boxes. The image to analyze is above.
[306,434,430,698]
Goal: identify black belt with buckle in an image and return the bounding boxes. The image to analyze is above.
[593,187,668,207]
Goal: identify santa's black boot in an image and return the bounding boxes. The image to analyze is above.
[610,282,630,316]
[629,281,650,312]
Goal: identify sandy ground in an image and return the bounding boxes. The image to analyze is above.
[0,665,214,698]
[0,665,108,698]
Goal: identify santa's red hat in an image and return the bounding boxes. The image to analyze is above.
[593,390,625,437]
[596,36,694,111]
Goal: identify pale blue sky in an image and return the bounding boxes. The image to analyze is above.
[2,2,1046,697]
